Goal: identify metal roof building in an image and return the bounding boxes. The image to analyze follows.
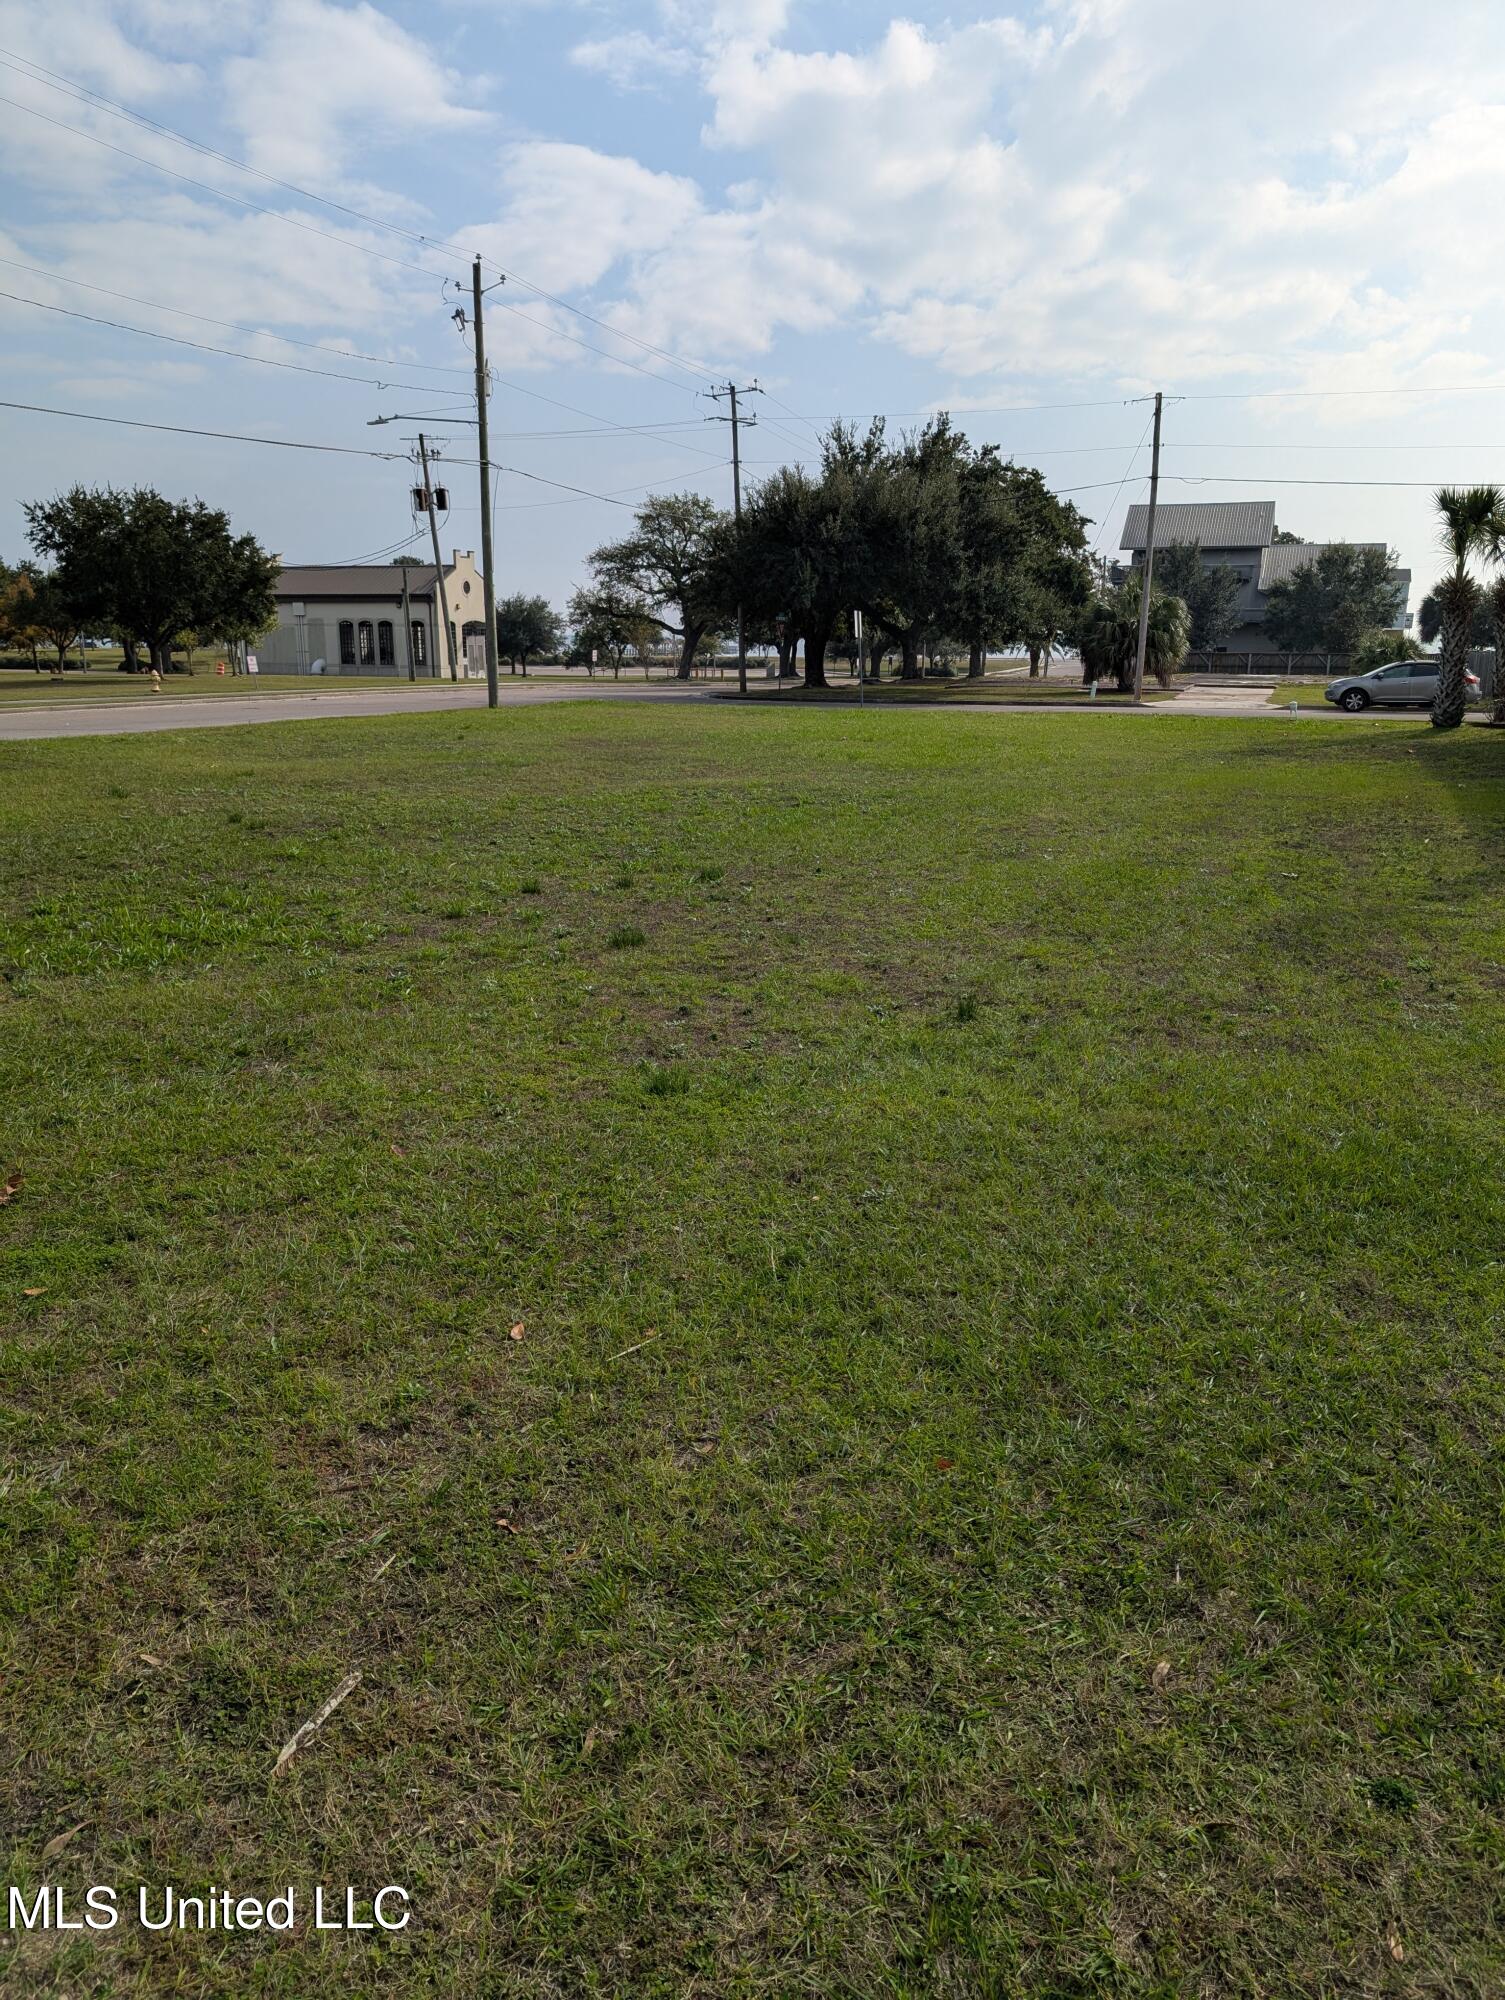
[1121,501,1277,551]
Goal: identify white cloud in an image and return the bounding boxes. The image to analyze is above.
[222,0,484,183]
[570,30,696,89]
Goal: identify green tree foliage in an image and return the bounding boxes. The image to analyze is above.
[581,493,728,680]
[1263,544,1401,656]
[0,561,45,668]
[1488,571,1505,726]
[733,425,885,690]
[27,571,87,673]
[726,419,1091,689]
[952,449,1089,677]
[1427,486,1501,729]
[495,593,563,675]
[1151,541,1242,651]
[1077,573,1191,690]
[23,486,278,673]
[567,583,656,678]
[1351,630,1424,676]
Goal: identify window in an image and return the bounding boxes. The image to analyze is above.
[358,620,375,666]
[377,620,394,665]
[410,621,426,668]
[339,620,356,666]
[462,579,471,595]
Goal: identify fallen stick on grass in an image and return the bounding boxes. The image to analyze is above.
[272,1671,362,1777]
[608,1332,659,1361]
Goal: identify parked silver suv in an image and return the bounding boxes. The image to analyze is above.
[1323,660,1480,711]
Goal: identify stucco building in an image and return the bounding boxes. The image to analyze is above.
[259,551,486,676]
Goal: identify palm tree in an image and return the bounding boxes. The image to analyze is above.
[1077,573,1190,691]
[1474,508,1505,727]
[1430,486,1501,729]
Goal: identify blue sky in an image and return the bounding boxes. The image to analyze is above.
[1,0,1502,612]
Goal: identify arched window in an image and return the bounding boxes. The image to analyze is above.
[358,620,374,666]
[339,620,356,666]
[410,621,426,668]
[377,620,394,665]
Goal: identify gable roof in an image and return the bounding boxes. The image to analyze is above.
[275,564,437,600]
[1122,500,1277,552]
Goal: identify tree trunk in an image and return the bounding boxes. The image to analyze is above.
[1433,593,1472,730]
[867,635,889,682]
[899,633,921,681]
[968,639,985,679]
[777,633,798,678]
[676,622,705,681]
[803,622,831,689]
[1493,604,1505,725]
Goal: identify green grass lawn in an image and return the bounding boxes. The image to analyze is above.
[1266,681,1340,708]
[725,676,1171,705]
[2,705,1503,1997]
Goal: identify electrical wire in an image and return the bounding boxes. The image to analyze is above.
[0,93,451,283]
[0,398,401,458]
[9,52,1505,422]
[0,255,472,374]
[1088,413,1154,551]
[0,396,730,511]
[0,45,720,389]
[0,289,480,396]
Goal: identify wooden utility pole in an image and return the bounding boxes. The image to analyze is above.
[417,431,459,683]
[709,380,759,694]
[400,562,416,682]
[1132,391,1163,704]
[471,257,500,709]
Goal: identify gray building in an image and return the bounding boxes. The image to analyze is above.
[1121,501,1410,655]
[259,551,486,676]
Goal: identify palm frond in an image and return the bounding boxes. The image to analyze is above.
[1434,485,1503,575]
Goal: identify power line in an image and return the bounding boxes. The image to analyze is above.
[0,256,726,458]
[9,55,1504,427]
[0,255,471,374]
[0,44,721,390]
[0,398,401,458]
[1089,413,1154,552]
[0,394,729,511]
[0,289,478,396]
[0,92,450,283]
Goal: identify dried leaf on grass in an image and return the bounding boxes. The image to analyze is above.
[40,1824,84,1864]
[1151,1658,1172,1690]
[22,1287,45,1298]
[0,1170,20,1205]
[272,1670,361,1777]
[508,1322,525,1342]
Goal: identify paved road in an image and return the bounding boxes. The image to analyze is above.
[0,675,1425,741]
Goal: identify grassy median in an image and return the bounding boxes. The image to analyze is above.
[2,704,1503,1997]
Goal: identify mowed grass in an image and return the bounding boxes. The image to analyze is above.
[2,705,1504,1998]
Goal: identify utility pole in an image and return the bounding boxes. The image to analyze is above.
[708,380,759,694]
[470,257,500,710]
[1132,390,1163,704]
[400,562,416,682]
[417,431,459,683]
